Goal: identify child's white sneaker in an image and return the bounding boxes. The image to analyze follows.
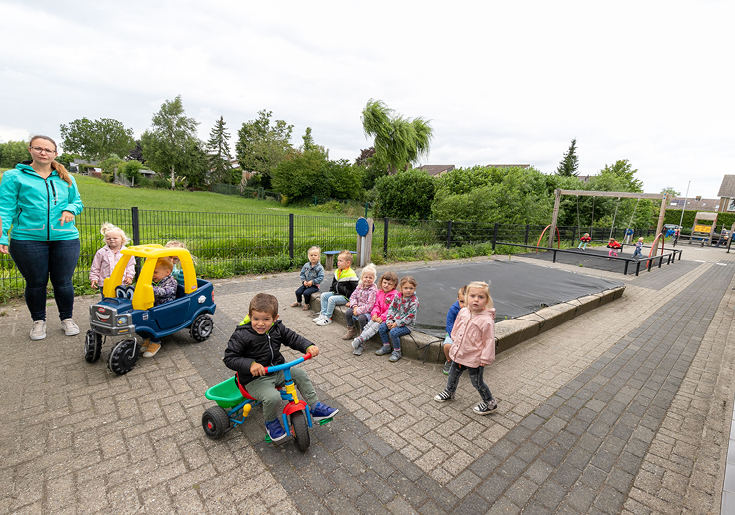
[313,314,326,323]
[316,317,332,326]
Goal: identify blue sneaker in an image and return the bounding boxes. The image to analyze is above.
[375,345,392,356]
[265,419,287,442]
[311,402,338,422]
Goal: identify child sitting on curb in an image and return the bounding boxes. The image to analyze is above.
[442,285,467,375]
[293,246,325,310]
[351,271,398,355]
[342,264,378,340]
[314,250,358,326]
[375,276,419,363]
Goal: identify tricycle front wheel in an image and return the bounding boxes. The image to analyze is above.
[202,406,231,439]
[291,410,310,451]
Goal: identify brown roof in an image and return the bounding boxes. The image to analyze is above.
[718,175,735,197]
[418,165,455,176]
[484,164,530,169]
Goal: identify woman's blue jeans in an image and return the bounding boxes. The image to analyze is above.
[378,323,411,350]
[9,239,80,321]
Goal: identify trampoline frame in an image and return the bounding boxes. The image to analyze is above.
[495,242,683,276]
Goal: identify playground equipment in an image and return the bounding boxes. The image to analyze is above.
[682,212,717,246]
[550,190,668,256]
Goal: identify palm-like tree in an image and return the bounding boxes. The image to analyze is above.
[361,99,433,175]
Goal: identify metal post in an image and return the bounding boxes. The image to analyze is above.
[383,217,389,259]
[288,214,294,265]
[492,223,499,251]
[446,221,452,249]
[131,207,140,246]
[525,225,530,245]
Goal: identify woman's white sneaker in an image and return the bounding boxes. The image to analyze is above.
[61,318,80,336]
[30,320,47,340]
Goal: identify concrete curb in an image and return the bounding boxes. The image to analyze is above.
[309,285,625,363]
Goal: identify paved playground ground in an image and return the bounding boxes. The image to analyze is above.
[2,247,735,514]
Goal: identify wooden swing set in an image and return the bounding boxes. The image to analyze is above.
[547,189,669,257]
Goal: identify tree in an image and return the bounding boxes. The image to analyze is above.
[361,99,433,175]
[661,186,680,197]
[141,95,203,189]
[205,116,234,184]
[235,110,294,188]
[59,118,135,162]
[127,140,144,163]
[374,169,436,220]
[555,138,579,177]
[432,166,552,227]
[272,149,330,202]
[0,141,31,168]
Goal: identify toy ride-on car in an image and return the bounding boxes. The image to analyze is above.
[202,353,332,451]
[84,244,216,375]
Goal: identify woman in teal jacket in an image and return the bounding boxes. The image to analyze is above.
[0,135,84,341]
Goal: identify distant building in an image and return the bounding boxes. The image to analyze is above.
[485,164,530,169]
[577,174,596,183]
[717,175,735,212]
[417,165,455,176]
[669,197,720,213]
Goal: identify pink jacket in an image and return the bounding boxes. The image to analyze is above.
[89,245,135,284]
[449,308,496,368]
[370,289,399,322]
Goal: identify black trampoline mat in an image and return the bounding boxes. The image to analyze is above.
[521,248,640,273]
[396,260,623,338]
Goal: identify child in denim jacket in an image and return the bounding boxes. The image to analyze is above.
[293,246,325,310]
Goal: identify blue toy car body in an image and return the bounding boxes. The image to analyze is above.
[84,245,216,374]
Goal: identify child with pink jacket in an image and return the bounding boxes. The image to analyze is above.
[434,281,499,416]
[351,271,398,355]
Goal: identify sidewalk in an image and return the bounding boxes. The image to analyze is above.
[1,247,734,514]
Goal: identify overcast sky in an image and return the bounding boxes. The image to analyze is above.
[1,0,732,198]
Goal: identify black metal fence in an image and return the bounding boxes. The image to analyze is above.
[0,207,659,301]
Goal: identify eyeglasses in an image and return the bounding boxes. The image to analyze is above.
[30,146,57,154]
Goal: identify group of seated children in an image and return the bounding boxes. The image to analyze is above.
[89,222,190,357]
[296,248,418,363]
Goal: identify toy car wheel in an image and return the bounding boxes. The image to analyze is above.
[202,406,230,439]
[108,339,139,375]
[291,410,310,451]
[84,330,103,363]
[190,314,213,342]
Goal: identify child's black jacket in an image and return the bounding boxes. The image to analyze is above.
[223,320,313,386]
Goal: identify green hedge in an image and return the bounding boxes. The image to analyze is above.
[664,209,735,231]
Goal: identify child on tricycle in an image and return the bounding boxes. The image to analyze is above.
[221,293,338,444]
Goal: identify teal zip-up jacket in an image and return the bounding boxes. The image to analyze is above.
[0,164,84,245]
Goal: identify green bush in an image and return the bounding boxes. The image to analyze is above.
[374,168,435,220]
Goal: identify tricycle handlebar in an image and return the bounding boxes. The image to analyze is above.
[263,353,312,374]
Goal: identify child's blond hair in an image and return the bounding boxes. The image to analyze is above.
[359,264,377,286]
[165,240,187,250]
[100,222,129,246]
[466,281,493,309]
[338,250,353,265]
[308,245,321,256]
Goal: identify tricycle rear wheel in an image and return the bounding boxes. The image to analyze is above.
[291,410,310,451]
[202,406,230,439]
[84,330,103,363]
[108,339,139,375]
